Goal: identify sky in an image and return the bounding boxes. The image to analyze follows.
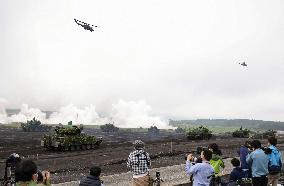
[1,0,284,125]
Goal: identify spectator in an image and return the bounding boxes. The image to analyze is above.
[185,149,215,186]
[4,153,21,185]
[15,160,51,186]
[79,166,103,186]
[127,140,151,186]
[237,141,252,178]
[267,136,282,186]
[229,158,246,183]
[246,140,269,186]
[209,143,225,185]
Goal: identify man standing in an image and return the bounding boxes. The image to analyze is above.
[185,149,215,186]
[246,140,269,186]
[237,141,252,178]
[127,140,151,186]
[267,136,282,186]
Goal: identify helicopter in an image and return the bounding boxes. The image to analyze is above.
[239,62,247,67]
[74,19,97,32]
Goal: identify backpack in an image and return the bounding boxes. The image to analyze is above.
[268,148,282,175]
[134,152,150,166]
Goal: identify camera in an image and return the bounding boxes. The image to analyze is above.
[184,154,196,162]
[37,171,43,182]
[184,146,208,162]
[153,171,163,186]
[156,171,160,178]
[261,147,272,154]
[196,146,209,155]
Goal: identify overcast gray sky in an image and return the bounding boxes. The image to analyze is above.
[1,0,284,122]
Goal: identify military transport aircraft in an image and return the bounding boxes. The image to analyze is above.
[74,19,97,32]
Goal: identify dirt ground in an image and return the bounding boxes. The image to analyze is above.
[0,126,283,184]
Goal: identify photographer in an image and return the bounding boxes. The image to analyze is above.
[267,136,282,186]
[15,160,51,186]
[246,140,268,186]
[237,141,252,178]
[185,149,214,186]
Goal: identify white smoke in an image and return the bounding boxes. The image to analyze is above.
[47,104,102,124]
[110,100,169,129]
[0,99,169,128]
[9,104,46,123]
[0,98,8,124]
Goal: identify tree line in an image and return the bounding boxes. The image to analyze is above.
[169,119,284,130]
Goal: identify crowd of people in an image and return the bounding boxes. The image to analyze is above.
[185,136,282,186]
[2,136,282,186]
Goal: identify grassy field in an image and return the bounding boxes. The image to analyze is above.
[1,122,258,135]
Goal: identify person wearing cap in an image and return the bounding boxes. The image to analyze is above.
[127,140,151,186]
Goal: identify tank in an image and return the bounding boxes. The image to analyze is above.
[251,129,277,139]
[100,123,119,133]
[21,117,52,132]
[148,126,160,134]
[186,125,212,140]
[232,126,250,138]
[41,124,102,151]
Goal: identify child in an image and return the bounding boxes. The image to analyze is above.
[229,158,246,183]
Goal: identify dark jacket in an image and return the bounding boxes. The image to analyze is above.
[229,167,246,182]
[79,175,102,186]
[238,146,250,170]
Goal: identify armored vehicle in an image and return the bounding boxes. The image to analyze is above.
[187,125,212,140]
[232,127,250,138]
[251,129,277,139]
[148,126,160,134]
[21,117,51,132]
[100,123,119,133]
[41,124,102,151]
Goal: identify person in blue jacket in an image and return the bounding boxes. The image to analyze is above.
[237,141,252,178]
[267,136,282,186]
[246,140,269,186]
[185,149,215,186]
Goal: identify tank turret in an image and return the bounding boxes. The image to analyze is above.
[41,122,102,151]
[21,117,51,132]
